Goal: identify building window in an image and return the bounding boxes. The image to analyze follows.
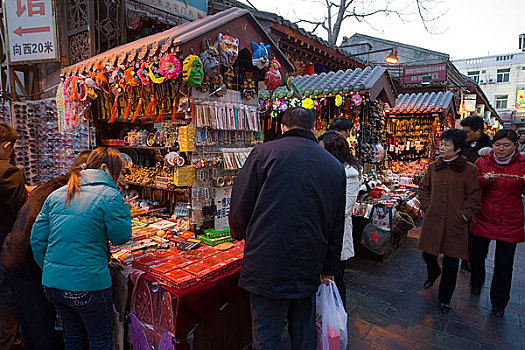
[495,95,508,109]
[467,71,480,83]
[497,68,510,83]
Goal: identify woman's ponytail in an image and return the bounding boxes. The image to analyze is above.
[65,165,83,204]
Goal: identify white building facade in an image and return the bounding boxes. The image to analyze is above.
[454,43,525,126]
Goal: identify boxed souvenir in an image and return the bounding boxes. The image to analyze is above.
[159,269,197,290]
[203,227,231,239]
[198,234,234,246]
[174,167,195,187]
[149,220,177,231]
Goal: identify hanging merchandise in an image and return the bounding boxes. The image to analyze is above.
[301,98,314,110]
[182,55,204,87]
[159,54,182,79]
[138,62,152,85]
[264,59,281,91]
[284,76,302,99]
[251,42,270,69]
[335,95,343,107]
[200,41,222,92]
[352,94,363,106]
[215,33,239,68]
[148,60,167,84]
[241,72,256,100]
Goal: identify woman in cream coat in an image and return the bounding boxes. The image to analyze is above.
[319,130,361,309]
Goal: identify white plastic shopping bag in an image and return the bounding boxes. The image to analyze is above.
[315,281,348,350]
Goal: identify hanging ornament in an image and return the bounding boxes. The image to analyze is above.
[215,33,239,68]
[138,62,152,85]
[148,61,166,84]
[252,42,270,69]
[335,95,343,107]
[159,54,181,79]
[279,101,289,112]
[182,55,204,87]
[290,97,299,107]
[264,59,281,90]
[284,75,302,99]
[272,100,280,111]
[302,98,314,110]
[352,94,362,106]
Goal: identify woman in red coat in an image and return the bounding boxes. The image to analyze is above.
[471,129,525,317]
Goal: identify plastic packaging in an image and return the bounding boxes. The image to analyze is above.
[315,281,348,350]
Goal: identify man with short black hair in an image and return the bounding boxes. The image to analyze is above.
[460,116,492,163]
[0,123,27,350]
[230,107,346,350]
[329,117,353,138]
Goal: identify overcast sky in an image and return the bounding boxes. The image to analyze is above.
[239,0,524,60]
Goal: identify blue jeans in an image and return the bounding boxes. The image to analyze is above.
[44,287,113,350]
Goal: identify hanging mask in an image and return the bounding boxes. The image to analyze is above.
[200,44,220,77]
[148,60,166,84]
[182,55,204,87]
[252,42,270,69]
[264,59,281,91]
[215,33,239,68]
[159,54,181,79]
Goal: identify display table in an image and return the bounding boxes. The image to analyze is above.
[111,263,251,350]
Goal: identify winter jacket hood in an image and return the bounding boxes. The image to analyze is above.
[471,151,525,243]
[229,128,346,298]
[31,169,131,291]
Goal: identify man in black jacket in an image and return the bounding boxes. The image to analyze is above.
[0,123,27,350]
[460,116,492,164]
[229,107,346,350]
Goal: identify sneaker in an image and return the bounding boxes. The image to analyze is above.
[492,307,505,317]
[439,302,451,314]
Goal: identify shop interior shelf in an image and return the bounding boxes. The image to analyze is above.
[120,181,189,192]
[114,145,166,150]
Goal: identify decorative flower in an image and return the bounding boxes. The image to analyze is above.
[335,95,343,107]
[159,54,181,79]
[301,98,314,110]
[352,94,362,106]
[279,101,288,112]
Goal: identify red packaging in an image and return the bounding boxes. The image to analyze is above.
[183,261,214,279]
[161,269,197,289]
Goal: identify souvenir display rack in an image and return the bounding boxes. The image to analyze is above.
[11,99,90,186]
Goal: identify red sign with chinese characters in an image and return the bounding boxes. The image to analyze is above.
[403,63,447,85]
[4,0,58,63]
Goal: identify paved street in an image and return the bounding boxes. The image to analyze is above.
[344,229,525,350]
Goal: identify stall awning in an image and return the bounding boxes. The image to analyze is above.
[62,8,293,76]
[258,66,396,106]
[388,91,455,115]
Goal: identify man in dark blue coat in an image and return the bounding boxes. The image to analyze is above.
[229,107,346,349]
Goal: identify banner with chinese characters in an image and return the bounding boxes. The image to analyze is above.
[214,186,232,229]
[140,0,207,21]
[517,90,525,111]
[4,0,58,63]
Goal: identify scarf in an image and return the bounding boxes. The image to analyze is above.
[494,151,515,165]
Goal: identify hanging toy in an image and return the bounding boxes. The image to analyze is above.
[94,64,111,94]
[215,33,239,68]
[284,75,302,99]
[159,54,181,79]
[264,59,281,91]
[335,95,343,107]
[351,94,362,106]
[241,71,256,100]
[200,41,221,83]
[182,55,204,87]
[252,42,270,69]
[148,60,166,84]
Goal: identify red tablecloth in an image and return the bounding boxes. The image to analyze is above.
[129,266,250,349]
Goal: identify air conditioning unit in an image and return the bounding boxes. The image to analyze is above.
[488,79,495,83]
[479,79,486,84]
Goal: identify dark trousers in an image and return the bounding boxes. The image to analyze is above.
[422,252,459,304]
[45,287,113,350]
[334,260,347,310]
[470,235,517,309]
[5,273,63,350]
[249,292,315,350]
[0,267,21,350]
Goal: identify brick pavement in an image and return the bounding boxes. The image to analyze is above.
[344,229,525,350]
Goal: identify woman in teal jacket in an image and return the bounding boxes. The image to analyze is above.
[31,147,131,350]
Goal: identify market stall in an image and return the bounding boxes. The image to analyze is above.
[60,8,293,349]
[385,91,457,183]
[258,66,396,171]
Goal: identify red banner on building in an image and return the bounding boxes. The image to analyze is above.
[403,63,447,85]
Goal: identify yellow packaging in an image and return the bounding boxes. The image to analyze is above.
[174,167,195,187]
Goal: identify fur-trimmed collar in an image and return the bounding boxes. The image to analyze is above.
[281,128,318,143]
[434,155,468,172]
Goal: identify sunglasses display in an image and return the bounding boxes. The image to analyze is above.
[12,99,90,186]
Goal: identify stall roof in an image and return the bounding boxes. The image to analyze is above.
[388,91,455,115]
[62,8,293,76]
[259,66,396,106]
